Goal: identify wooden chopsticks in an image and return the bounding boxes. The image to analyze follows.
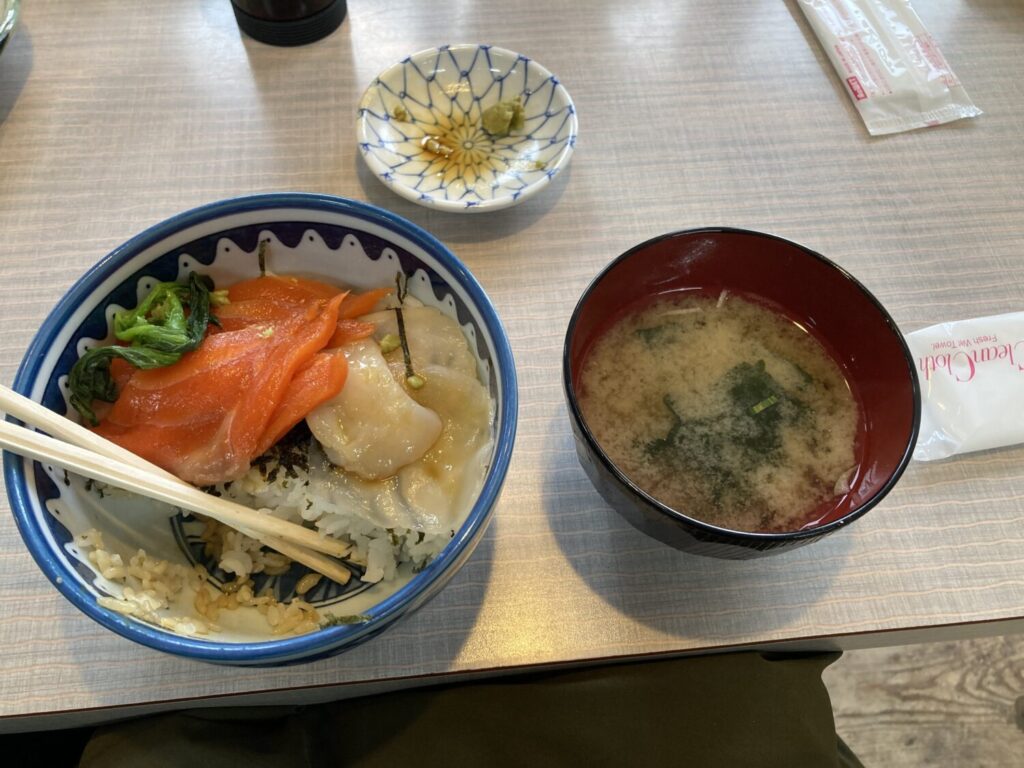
[0,385,353,586]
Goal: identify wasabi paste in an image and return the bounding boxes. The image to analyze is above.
[481,97,525,137]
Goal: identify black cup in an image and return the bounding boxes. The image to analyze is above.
[230,0,347,46]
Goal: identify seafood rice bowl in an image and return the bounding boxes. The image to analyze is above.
[4,193,517,665]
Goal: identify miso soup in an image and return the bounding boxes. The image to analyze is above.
[577,292,862,532]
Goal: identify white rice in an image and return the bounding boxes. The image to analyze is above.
[75,528,322,637]
[216,455,454,584]
[76,529,214,636]
[72,434,459,639]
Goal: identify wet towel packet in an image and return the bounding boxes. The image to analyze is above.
[797,0,982,136]
[906,313,1024,461]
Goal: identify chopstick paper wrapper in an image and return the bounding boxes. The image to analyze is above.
[906,313,1024,461]
[797,0,981,136]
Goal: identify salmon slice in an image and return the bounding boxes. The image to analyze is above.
[217,278,392,342]
[213,298,329,331]
[338,287,393,320]
[328,318,376,347]
[215,274,345,329]
[227,274,341,304]
[95,418,235,482]
[252,350,347,458]
[95,292,347,485]
[103,328,280,428]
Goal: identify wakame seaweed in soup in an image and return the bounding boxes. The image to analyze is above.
[578,292,863,533]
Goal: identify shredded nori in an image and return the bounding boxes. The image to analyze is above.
[392,271,419,384]
[252,421,314,480]
[258,239,269,276]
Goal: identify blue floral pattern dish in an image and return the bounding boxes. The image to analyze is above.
[357,44,578,213]
[0,0,19,56]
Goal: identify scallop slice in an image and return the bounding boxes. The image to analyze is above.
[305,307,493,535]
[362,305,479,379]
[305,339,442,480]
[397,364,493,529]
[305,443,418,531]
[304,365,492,536]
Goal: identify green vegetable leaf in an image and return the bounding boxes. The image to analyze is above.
[643,360,812,513]
[113,272,218,352]
[69,271,220,425]
[636,324,672,346]
[68,345,182,425]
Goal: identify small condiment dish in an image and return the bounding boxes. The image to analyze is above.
[0,0,19,56]
[356,44,578,213]
[563,228,920,559]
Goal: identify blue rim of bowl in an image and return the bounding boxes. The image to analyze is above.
[356,43,578,214]
[4,192,518,664]
[562,226,921,546]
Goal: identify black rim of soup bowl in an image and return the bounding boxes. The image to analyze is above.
[562,227,922,558]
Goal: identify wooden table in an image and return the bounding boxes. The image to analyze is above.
[1,0,1022,732]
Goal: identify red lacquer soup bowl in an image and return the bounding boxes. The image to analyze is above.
[562,228,920,559]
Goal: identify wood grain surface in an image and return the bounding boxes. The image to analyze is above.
[826,635,1024,766]
[1,0,1023,726]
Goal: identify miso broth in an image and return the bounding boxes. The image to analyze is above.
[577,292,862,532]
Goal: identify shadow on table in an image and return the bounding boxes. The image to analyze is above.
[542,410,849,639]
[354,146,573,248]
[0,22,32,126]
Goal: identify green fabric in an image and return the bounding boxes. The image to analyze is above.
[78,652,854,768]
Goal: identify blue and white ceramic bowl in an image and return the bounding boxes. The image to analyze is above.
[4,193,518,665]
[357,44,578,212]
